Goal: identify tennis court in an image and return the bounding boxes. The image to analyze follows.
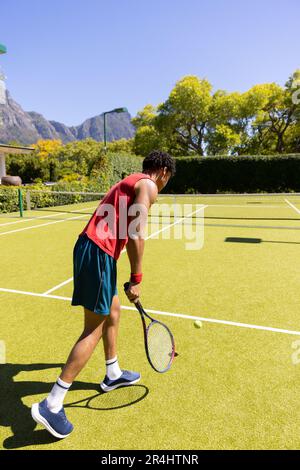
[1,192,300,449]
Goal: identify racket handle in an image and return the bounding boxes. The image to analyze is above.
[123,282,139,304]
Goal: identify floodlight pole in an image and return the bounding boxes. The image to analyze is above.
[103,107,128,153]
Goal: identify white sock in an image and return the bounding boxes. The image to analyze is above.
[106,356,122,380]
[46,377,72,413]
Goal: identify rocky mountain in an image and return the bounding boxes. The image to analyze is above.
[0,90,135,145]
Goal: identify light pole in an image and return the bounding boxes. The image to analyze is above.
[103,107,128,153]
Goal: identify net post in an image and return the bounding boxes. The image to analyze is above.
[173,195,177,221]
[18,188,23,217]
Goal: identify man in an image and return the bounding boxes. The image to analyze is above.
[31,150,175,439]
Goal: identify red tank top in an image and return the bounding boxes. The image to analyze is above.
[81,173,151,260]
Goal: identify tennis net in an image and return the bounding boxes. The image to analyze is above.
[24,189,105,215]
[18,189,300,220]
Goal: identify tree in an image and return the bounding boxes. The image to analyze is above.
[33,139,62,161]
[55,138,104,178]
[107,138,134,154]
[133,71,300,157]
[156,76,212,155]
[244,73,300,154]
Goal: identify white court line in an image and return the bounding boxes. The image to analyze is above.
[145,204,207,239]
[0,211,64,228]
[44,204,208,294]
[1,286,300,337]
[0,206,95,236]
[0,204,96,228]
[285,199,300,215]
[207,204,285,208]
[43,277,74,295]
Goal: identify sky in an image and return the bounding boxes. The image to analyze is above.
[1,0,299,126]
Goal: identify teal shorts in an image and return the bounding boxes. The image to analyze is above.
[71,234,117,315]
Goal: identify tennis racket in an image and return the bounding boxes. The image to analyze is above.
[124,282,177,373]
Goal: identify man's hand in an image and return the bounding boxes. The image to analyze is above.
[125,282,141,303]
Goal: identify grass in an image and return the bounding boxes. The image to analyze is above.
[1,194,300,449]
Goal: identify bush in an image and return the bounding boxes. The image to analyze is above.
[108,153,143,186]
[91,152,143,190]
[6,154,46,183]
[0,187,20,213]
[165,154,300,193]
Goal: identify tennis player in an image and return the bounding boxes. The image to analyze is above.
[31,150,175,439]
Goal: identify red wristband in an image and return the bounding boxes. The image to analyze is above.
[130,273,143,284]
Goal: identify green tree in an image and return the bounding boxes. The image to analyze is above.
[244,73,300,154]
[156,76,212,155]
[156,77,245,156]
[132,105,169,156]
[107,138,134,154]
[55,138,104,178]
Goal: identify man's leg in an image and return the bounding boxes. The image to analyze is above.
[60,307,107,383]
[100,296,141,392]
[102,295,121,361]
[31,308,107,438]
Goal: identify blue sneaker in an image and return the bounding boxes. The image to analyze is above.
[31,399,73,439]
[100,370,141,392]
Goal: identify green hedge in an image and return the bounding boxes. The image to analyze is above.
[90,152,143,191]
[0,187,20,213]
[107,153,143,186]
[6,154,47,183]
[166,154,300,193]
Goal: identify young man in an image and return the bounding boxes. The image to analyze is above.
[31,150,175,439]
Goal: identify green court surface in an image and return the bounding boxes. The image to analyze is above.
[1,193,300,449]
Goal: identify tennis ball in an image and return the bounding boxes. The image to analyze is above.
[194,320,202,328]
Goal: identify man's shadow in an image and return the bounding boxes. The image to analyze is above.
[0,363,148,449]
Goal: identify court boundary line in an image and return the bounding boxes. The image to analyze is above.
[0,206,96,236]
[207,204,287,208]
[205,223,300,230]
[285,199,300,215]
[43,277,74,295]
[0,210,72,228]
[1,286,300,337]
[0,203,97,228]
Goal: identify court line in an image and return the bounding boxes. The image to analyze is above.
[139,204,207,240]
[0,211,65,228]
[207,204,286,208]
[0,204,95,228]
[41,204,208,295]
[0,206,96,236]
[43,277,74,295]
[1,286,300,337]
[285,199,300,215]
[205,223,300,230]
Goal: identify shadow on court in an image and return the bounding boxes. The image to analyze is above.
[0,363,148,449]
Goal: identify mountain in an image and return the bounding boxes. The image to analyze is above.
[0,90,135,145]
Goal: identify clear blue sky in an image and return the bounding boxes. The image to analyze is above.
[1,0,299,126]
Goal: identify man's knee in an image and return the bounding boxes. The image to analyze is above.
[109,300,121,324]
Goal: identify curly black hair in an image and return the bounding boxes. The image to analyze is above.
[142,150,176,176]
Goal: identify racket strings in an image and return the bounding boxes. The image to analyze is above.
[147,321,174,372]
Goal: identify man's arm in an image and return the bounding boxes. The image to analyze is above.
[125,179,158,302]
